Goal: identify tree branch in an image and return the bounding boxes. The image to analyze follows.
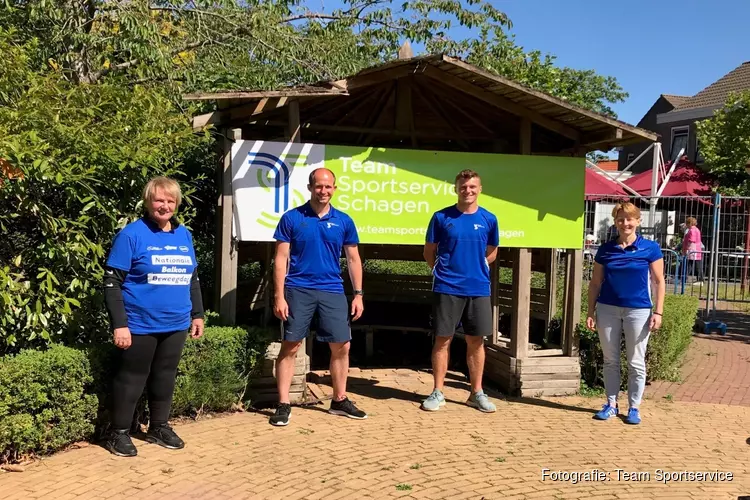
[280,12,401,30]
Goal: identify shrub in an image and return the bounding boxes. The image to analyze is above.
[0,345,98,462]
[172,325,273,416]
[647,295,699,380]
[1,324,274,461]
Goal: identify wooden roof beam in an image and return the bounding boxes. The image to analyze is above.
[184,89,346,100]
[581,128,624,149]
[422,65,580,141]
[442,56,658,143]
[331,62,427,92]
[192,96,294,131]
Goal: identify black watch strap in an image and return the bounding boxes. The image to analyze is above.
[354,289,364,296]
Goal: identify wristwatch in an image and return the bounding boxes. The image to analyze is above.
[353,289,364,296]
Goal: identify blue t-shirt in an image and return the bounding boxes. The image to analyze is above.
[106,218,197,334]
[273,203,359,294]
[426,206,500,297]
[594,235,663,309]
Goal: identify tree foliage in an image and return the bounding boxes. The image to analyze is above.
[0,30,208,350]
[697,91,750,195]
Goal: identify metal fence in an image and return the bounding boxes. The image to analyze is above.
[583,194,750,322]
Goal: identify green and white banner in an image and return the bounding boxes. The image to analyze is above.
[231,140,584,249]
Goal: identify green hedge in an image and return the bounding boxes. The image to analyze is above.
[574,284,699,389]
[0,345,98,462]
[0,325,273,462]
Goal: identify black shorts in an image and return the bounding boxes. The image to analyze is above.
[433,293,492,337]
[283,287,351,343]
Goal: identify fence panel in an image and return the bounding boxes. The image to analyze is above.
[582,194,750,321]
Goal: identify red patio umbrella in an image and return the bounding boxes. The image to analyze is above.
[623,159,714,197]
[585,168,628,200]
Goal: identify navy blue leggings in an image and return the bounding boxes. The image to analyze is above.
[111,330,187,429]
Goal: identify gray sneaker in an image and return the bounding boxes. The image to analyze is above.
[421,389,446,411]
[467,390,496,413]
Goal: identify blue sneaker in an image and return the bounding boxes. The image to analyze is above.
[593,403,618,420]
[625,407,641,425]
[467,390,496,413]
[421,389,446,411]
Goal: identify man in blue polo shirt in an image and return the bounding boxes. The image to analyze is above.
[270,167,366,426]
[422,169,499,413]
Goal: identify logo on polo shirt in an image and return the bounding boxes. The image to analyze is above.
[165,245,177,250]
[179,246,189,252]
[327,222,339,229]
[474,224,485,230]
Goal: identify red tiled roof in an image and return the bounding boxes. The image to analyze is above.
[596,160,619,171]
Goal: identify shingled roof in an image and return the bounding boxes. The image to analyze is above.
[662,94,689,108]
[673,61,750,111]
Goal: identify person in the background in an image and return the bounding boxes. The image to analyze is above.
[682,217,704,284]
[103,177,205,457]
[586,202,665,425]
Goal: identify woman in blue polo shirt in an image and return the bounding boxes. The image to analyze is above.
[586,202,665,425]
[102,177,204,457]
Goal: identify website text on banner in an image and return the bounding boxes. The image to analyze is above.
[230,140,584,249]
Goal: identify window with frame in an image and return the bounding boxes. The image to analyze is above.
[670,126,689,162]
[695,137,704,164]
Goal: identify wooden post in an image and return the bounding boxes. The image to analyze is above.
[520,118,532,155]
[398,41,414,60]
[545,248,558,330]
[286,99,311,361]
[288,99,301,143]
[490,260,500,344]
[510,117,533,357]
[510,248,532,358]
[563,249,583,357]
[262,243,273,326]
[216,128,241,325]
[395,79,416,147]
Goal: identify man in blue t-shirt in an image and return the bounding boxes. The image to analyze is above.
[269,167,366,426]
[422,169,499,413]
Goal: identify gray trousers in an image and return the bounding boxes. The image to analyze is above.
[595,303,652,408]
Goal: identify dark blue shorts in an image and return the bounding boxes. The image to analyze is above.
[283,287,351,343]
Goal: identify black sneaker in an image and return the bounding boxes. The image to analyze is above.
[146,423,185,450]
[329,397,367,419]
[269,403,291,426]
[105,429,137,457]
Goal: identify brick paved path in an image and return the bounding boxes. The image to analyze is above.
[3,368,750,499]
[647,311,750,406]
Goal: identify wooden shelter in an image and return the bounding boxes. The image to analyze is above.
[189,50,657,398]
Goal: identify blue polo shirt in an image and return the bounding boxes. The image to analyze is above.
[273,203,359,294]
[106,218,197,334]
[594,235,663,309]
[426,205,499,297]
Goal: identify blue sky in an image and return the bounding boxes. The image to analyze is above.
[324,0,747,125]
[496,0,749,125]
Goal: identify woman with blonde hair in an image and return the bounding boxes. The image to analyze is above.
[586,202,665,425]
[103,177,205,456]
